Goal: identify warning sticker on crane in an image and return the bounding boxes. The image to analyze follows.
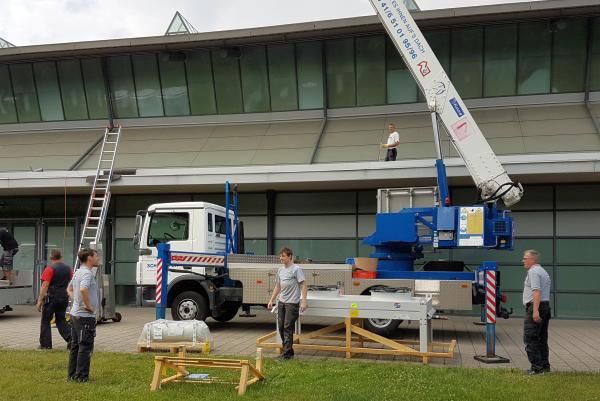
[458,207,484,246]
[451,118,470,141]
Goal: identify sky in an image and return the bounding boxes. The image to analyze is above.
[0,0,547,47]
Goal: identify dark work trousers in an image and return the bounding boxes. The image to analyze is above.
[385,148,397,161]
[39,296,71,348]
[277,302,299,359]
[524,302,551,372]
[68,316,97,381]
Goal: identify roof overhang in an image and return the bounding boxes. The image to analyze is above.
[0,151,598,196]
[0,0,599,62]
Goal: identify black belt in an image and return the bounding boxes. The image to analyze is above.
[526,301,550,307]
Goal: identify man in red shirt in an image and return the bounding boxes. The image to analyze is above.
[36,249,72,349]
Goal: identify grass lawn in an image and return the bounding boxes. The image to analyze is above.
[1,350,599,401]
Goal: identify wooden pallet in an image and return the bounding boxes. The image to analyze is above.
[150,350,264,395]
[137,341,210,355]
[256,317,456,364]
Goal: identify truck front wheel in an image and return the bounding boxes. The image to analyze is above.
[171,291,209,321]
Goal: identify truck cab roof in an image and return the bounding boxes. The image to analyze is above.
[147,202,225,212]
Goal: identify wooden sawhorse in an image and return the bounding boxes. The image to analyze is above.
[150,352,264,395]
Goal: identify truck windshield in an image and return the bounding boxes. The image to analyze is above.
[147,212,189,247]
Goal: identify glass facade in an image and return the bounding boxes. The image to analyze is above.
[0,18,597,123]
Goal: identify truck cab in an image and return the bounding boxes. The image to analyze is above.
[134,202,235,311]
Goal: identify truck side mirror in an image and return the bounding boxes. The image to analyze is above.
[133,215,143,249]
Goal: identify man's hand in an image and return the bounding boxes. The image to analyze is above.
[300,299,308,312]
[380,143,387,149]
[36,300,43,313]
[533,310,542,323]
[267,300,274,311]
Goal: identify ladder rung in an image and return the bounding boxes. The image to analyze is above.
[83,236,96,240]
[100,159,113,162]
[93,197,105,200]
[88,217,100,220]
[91,207,103,210]
[103,150,116,153]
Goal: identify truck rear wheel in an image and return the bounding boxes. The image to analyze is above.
[363,318,401,337]
[171,291,209,321]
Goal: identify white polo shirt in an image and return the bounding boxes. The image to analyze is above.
[387,131,400,148]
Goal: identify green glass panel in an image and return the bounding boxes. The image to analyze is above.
[245,239,267,255]
[186,50,217,115]
[518,22,551,95]
[268,44,298,111]
[107,56,138,118]
[81,58,109,119]
[556,238,600,264]
[57,60,88,120]
[0,65,17,123]
[484,24,517,97]
[498,265,528,292]
[552,18,587,93]
[274,239,356,263]
[591,18,600,91]
[114,261,137,285]
[115,238,138,262]
[159,55,190,116]
[556,265,600,292]
[326,38,355,108]
[211,49,243,114]
[418,30,450,102]
[42,196,87,218]
[556,293,600,318]
[358,240,373,257]
[296,42,324,109]
[387,37,417,104]
[240,46,270,113]
[356,36,386,106]
[13,225,36,271]
[451,27,483,99]
[10,64,41,122]
[358,190,377,213]
[451,238,553,265]
[132,54,163,117]
[45,224,76,267]
[33,62,64,121]
[0,197,41,218]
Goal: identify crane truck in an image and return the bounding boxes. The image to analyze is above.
[132,0,522,336]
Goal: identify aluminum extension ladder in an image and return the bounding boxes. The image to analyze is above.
[75,126,122,270]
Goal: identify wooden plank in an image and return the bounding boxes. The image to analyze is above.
[297,322,346,341]
[238,363,249,396]
[351,325,415,352]
[150,359,164,391]
[345,317,352,359]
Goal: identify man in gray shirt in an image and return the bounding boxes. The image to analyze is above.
[67,248,99,382]
[267,247,307,361]
[522,249,551,375]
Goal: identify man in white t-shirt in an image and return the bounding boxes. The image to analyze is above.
[381,123,400,161]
